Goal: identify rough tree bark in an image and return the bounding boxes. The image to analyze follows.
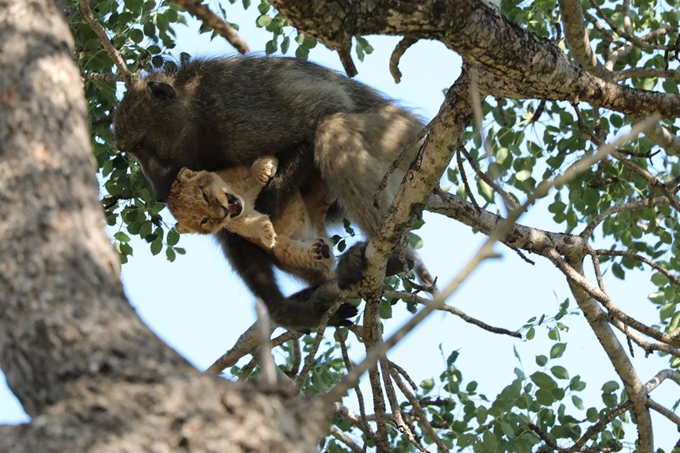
[0,1,327,451]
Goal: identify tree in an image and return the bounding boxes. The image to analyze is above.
[1,0,679,452]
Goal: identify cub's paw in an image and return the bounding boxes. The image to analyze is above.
[259,218,277,248]
[310,238,334,270]
[254,157,278,185]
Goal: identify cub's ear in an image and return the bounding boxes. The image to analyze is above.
[147,81,177,101]
[177,167,195,181]
[174,222,190,234]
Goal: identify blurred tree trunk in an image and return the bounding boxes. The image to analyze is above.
[0,1,326,451]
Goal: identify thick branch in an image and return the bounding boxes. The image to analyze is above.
[271,0,680,119]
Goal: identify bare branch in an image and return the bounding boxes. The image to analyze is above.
[647,399,680,428]
[389,37,418,84]
[329,425,364,453]
[564,401,632,453]
[172,0,249,54]
[294,296,347,393]
[380,359,427,452]
[78,0,131,86]
[384,290,521,338]
[255,300,276,386]
[459,147,518,209]
[390,367,450,453]
[581,197,670,238]
[645,369,680,392]
[206,323,299,375]
[596,249,680,287]
[336,331,375,440]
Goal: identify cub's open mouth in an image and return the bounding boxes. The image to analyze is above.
[226,194,242,217]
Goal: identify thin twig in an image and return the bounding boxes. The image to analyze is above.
[581,197,670,238]
[596,249,680,287]
[336,330,375,441]
[564,401,632,453]
[294,296,347,393]
[460,147,518,209]
[380,359,426,452]
[457,148,481,213]
[391,368,450,453]
[647,399,680,428]
[385,290,521,338]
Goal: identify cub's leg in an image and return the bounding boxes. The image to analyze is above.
[303,181,335,240]
[227,213,277,249]
[272,236,334,271]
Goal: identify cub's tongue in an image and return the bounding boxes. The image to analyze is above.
[226,194,242,217]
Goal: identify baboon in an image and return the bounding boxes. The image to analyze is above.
[114,56,432,328]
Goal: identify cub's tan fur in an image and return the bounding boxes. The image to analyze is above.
[167,157,335,282]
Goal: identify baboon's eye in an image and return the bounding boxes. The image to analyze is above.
[132,143,142,150]
[201,218,209,225]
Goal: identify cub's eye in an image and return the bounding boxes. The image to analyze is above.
[202,191,209,203]
[132,143,142,150]
[201,218,209,225]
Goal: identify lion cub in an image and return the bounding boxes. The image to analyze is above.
[167,157,335,278]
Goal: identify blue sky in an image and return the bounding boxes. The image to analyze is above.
[1,4,676,449]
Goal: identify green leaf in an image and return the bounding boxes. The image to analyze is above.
[420,379,434,391]
[526,326,535,340]
[150,238,162,256]
[256,14,272,27]
[531,371,557,390]
[535,355,548,366]
[602,381,620,393]
[130,29,144,43]
[536,388,555,405]
[516,169,531,181]
[477,178,494,203]
[167,228,180,246]
[550,342,567,359]
[482,430,498,452]
[114,232,130,243]
[550,365,569,380]
[571,395,584,410]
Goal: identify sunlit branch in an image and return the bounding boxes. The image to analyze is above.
[329,425,364,453]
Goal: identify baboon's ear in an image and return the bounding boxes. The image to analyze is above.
[147,81,177,101]
[174,222,189,234]
[177,167,195,181]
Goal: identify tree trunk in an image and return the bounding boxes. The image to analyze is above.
[0,1,327,451]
